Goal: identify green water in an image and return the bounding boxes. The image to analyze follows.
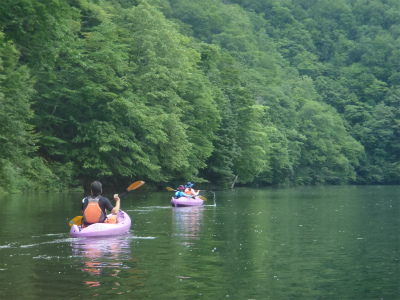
[0,186,398,300]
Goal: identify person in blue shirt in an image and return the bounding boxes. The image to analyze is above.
[175,185,191,198]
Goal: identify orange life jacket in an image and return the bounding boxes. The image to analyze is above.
[185,188,199,196]
[83,196,106,225]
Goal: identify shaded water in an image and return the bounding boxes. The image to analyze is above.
[0,186,398,300]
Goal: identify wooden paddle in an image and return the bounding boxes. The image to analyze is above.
[69,180,145,226]
[69,215,83,226]
[117,180,145,198]
[166,186,207,201]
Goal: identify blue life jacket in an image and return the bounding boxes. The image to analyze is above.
[175,191,187,198]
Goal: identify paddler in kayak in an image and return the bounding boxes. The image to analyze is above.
[175,185,191,198]
[81,181,120,227]
[184,182,200,197]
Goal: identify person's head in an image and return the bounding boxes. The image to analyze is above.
[185,182,194,188]
[90,181,102,196]
[178,185,185,191]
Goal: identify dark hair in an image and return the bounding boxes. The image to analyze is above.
[90,181,102,196]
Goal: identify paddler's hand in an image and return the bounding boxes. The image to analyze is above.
[114,194,120,201]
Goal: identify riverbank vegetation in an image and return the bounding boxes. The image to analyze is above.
[1,0,399,193]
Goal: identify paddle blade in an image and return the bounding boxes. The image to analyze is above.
[199,196,207,201]
[166,187,175,191]
[127,181,145,191]
[69,216,82,227]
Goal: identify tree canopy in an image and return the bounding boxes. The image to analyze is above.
[1,0,399,192]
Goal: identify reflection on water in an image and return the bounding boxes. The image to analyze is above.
[172,207,205,243]
[0,187,398,300]
[71,234,133,288]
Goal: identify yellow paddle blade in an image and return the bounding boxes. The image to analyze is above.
[127,181,145,191]
[199,196,207,201]
[166,187,175,191]
[69,216,82,227]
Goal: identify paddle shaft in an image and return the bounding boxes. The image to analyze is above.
[112,180,145,200]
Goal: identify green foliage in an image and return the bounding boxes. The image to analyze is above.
[118,2,221,181]
[1,0,399,191]
[288,77,364,185]
[0,31,57,192]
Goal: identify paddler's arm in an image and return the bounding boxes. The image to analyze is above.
[111,194,120,214]
[81,197,87,212]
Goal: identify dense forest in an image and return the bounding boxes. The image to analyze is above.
[1,0,399,193]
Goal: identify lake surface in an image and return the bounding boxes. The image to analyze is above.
[0,186,398,300]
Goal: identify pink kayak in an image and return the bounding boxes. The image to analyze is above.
[171,196,204,207]
[70,210,131,238]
